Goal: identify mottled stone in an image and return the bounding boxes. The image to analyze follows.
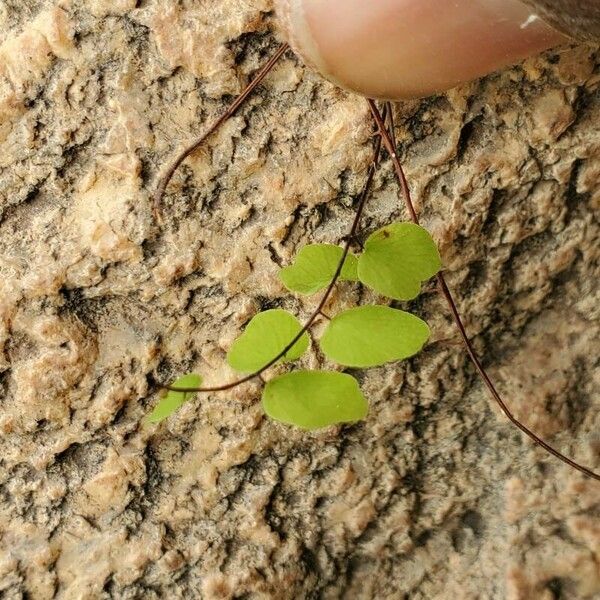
[0,2,598,599]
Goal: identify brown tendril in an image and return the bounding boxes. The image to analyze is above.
[154,68,388,393]
[153,43,290,223]
[369,99,599,482]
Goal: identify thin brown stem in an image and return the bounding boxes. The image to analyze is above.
[157,103,386,394]
[385,101,398,155]
[153,43,289,223]
[369,99,599,482]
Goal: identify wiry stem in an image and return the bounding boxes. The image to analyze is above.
[153,43,290,223]
[156,93,387,394]
[370,99,599,482]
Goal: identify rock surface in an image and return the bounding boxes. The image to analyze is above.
[0,2,599,599]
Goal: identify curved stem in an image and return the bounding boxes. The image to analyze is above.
[370,99,599,482]
[153,43,290,223]
[156,98,386,394]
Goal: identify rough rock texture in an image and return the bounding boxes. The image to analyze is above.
[0,2,599,599]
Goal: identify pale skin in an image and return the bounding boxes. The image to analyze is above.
[276,0,600,100]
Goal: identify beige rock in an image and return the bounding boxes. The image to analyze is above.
[0,2,598,599]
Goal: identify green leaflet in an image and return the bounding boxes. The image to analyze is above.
[357,222,441,300]
[320,305,430,367]
[227,309,310,373]
[279,244,359,295]
[146,373,202,424]
[262,370,368,430]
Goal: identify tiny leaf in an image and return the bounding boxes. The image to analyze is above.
[279,244,358,295]
[262,370,368,430]
[357,222,441,300]
[319,306,430,367]
[227,309,310,373]
[147,373,202,424]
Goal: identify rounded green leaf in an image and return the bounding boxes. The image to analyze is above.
[279,244,358,295]
[357,222,441,300]
[227,309,310,373]
[147,373,202,424]
[319,306,430,367]
[262,370,368,430]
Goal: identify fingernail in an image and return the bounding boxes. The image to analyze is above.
[276,0,566,99]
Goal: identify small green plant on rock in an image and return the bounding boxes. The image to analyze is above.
[146,45,599,480]
[147,223,441,430]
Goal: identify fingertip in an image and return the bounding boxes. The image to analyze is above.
[276,0,567,100]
